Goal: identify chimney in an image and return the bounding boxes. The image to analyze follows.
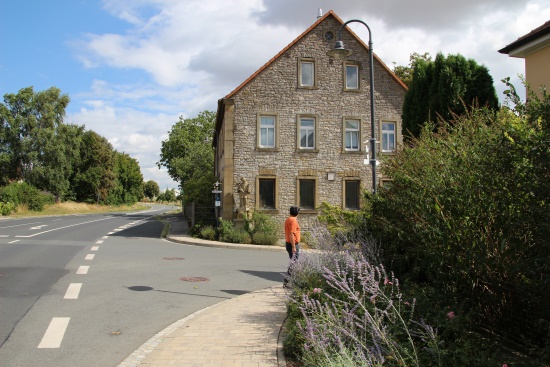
[317,9,323,19]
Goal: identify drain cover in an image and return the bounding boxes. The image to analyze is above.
[179,276,209,282]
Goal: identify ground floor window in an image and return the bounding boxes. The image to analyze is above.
[298,179,316,209]
[258,178,276,209]
[344,180,360,210]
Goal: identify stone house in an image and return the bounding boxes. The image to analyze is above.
[499,20,550,98]
[213,10,407,230]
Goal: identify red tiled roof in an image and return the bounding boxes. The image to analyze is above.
[499,20,550,54]
[224,10,407,99]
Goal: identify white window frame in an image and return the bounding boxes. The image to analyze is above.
[344,62,360,90]
[299,58,315,88]
[257,114,277,149]
[298,115,318,150]
[344,119,361,152]
[381,120,397,153]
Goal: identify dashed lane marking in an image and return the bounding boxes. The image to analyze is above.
[8,240,19,244]
[64,283,82,299]
[96,240,103,244]
[37,317,70,348]
[91,246,99,251]
[85,254,95,260]
[76,266,89,275]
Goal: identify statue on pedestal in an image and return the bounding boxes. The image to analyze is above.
[236,177,251,218]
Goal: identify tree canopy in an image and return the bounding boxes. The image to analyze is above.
[1,86,144,207]
[402,52,499,138]
[158,110,216,206]
[143,180,160,200]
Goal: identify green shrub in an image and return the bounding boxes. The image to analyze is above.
[252,232,278,246]
[229,228,252,244]
[0,201,16,216]
[200,225,216,240]
[0,182,54,211]
[216,218,235,242]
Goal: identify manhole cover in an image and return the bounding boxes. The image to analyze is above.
[179,276,209,282]
[163,257,185,260]
[127,286,154,291]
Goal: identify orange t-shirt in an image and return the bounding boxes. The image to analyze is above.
[284,216,301,244]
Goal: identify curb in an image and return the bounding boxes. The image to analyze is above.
[166,234,287,252]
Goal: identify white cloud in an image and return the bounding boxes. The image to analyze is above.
[67,0,549,191]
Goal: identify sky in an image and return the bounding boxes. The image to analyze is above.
[1,0,548,191]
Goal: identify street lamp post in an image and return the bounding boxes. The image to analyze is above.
[327,19,377,194]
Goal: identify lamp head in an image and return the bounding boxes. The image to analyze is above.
[327,40,352,59]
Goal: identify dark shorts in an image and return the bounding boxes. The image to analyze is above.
[285,242,300,260]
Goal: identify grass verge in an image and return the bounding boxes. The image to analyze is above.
[8,201,150,218]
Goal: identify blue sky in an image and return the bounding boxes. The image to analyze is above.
[1,0,548,191]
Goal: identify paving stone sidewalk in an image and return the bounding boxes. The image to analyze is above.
[117,214,288,367]
[118,286,287,367]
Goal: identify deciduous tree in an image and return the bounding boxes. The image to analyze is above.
[143,180,160,200]
[158,111,215,205]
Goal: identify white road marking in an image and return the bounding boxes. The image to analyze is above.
[64,283,82,299]
[85,254,95,260]
[91,246,99,251]
[0,221,42,229]
[76,266,89,275]
[8,240,19,244]
[107,232,115,235]
[29,225,48,230]
[96,240,103,244]
[101,236,109,239]
[15,216,114,238]
[37,317,70,348]
[0,235,9,237]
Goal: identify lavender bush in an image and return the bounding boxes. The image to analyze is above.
[287,251,440,367]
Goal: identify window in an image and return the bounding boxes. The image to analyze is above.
[299,179,316,210]
[344,119,360,151]
[345,63,359,90]
[299,117,316,149]
[381,121,396,152]
[258,178,276,209]
[299,59,315,87]
[259,115,276,148]
[344,180,360,210]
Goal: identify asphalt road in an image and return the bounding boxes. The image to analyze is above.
[0,205,286,367]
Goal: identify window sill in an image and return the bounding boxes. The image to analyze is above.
[343,88,362,93]
[256,148,279,152]
[296,149,319,153]
[255,208,280,214]
[298,86,319,90]
[341,150,363,154]
[299,209,318,214]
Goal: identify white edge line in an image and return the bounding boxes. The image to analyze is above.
[15,216,114,238]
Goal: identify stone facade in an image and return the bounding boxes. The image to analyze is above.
[214,11,406,232]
